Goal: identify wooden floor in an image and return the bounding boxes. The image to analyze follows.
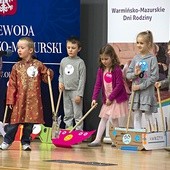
[0,137,170,170]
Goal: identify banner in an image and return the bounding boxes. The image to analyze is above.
[0,0,80,126]
[108,0,170,43]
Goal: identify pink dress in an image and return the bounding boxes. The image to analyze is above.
[99,71,129,119]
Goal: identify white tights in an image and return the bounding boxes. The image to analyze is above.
[91,117,118,144]
[134,110,155,131]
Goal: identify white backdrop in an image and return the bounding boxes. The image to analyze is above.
[104,0,170,144]
[107,0,170,43]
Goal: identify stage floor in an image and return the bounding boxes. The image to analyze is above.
[0,137,170,170]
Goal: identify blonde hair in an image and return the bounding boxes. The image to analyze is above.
[18,37,35,55]
[137,30,154,49]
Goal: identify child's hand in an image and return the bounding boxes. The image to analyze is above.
[132,84,140,91]
[155,82,161,88]
[162,63,168,71]
[74,96,81,104]
[59,83,64,91]
[106,99,112,106]
[158,63,168,71]
[91,100,96,107]
[47,69,50,76]
[135,65,141,76]
[7,104,13,110]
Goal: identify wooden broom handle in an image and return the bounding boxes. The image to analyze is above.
[157,87,165,133]
[55,90,62,116]
[70,103,98,133]
[3,105,8,126]
[126,91,135,133]
[47,74,55,114]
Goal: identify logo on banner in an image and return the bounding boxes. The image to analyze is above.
[0,0,17,16]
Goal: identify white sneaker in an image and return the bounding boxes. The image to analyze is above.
[0,142,11,150]
[22,144,31,151]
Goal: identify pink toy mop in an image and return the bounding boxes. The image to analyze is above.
[52,103,97,148]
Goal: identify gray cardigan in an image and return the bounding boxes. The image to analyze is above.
[126,53,159,113]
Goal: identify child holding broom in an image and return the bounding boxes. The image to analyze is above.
[0,37,53,151]
[155,41,170,90]
[155,41,170,151]
[58,36,86,130]
[126,30,159,132]
[88,44,129,147]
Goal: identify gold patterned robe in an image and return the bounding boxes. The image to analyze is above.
[6,59,54,124]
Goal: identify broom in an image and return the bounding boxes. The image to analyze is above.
[47,74,61,138]
[126,91,135,133]
[52,103,98,147]
[157,87,165,134]
[69,103,98,133]
[52,90,62,138]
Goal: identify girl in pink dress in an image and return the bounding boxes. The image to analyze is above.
[88,44,129,147]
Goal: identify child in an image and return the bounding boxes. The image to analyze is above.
[153,44,168,82]
[0,37,54,151]
[88,44,129,147]
[126,30,159,131]
[155,41,170,90]
[58,36,86,130]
